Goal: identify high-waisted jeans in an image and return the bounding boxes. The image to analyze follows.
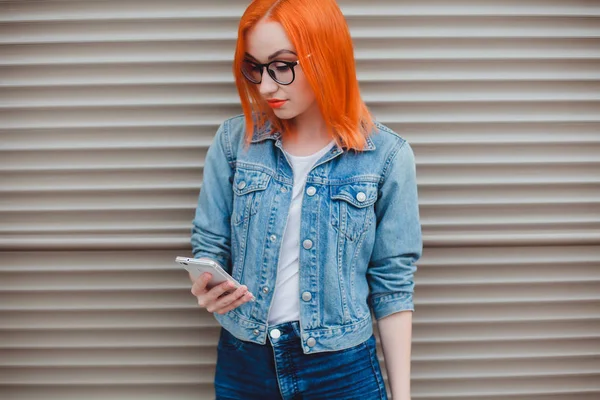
[214,320,389,400]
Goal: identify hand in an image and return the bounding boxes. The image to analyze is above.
[190,272,254,314]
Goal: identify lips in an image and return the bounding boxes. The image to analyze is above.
[266,99,287,109]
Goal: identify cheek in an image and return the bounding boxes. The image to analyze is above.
[291,75,316,106]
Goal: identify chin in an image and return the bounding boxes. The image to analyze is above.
[273,108,298,120]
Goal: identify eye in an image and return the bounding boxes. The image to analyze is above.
[243,60,261,72]
[272,61,292,72]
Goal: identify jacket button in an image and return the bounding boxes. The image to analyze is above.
[306,337,316,347]
[302,292,312,302]
[253,329,259,335]
[237,181,247,190]
[302,239,313,250]
[280,186,288,193]
[356,192,367,202]
[270,234,277,242]
[306,186,316,196]
[262,287,269,294]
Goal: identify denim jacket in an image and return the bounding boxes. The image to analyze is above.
[191,114,422,354]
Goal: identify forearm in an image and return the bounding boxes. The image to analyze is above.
[377,310,413,399]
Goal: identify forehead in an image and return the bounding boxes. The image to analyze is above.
[245,20,295,60]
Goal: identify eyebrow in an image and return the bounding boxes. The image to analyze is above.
[244,49,298,62]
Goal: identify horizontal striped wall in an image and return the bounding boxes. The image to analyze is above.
[1,1,599,399]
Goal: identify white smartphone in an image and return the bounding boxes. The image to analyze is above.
[175,256,255,301]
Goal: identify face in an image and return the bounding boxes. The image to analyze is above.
[244,20,317,120]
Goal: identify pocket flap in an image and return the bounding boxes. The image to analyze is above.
[331,181,378,208]
[233,168,271,195]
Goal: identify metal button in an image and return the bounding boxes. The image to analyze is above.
[270,234,277,242]
[253,329,259,335]
[280,186,288,193]
[306,337,316,347]
[302,239,313,250]
[356,192,367,202]
[302,292,312,302]
[262,287,269,294]
[270,329,281,339]
[237,181,247,190]
[306,186,316,196]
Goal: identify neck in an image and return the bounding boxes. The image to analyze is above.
[282,103,333,156]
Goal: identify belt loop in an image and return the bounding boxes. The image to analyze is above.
[291,320,301,338]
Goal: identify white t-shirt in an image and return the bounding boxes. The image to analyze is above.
[267,140,336,325]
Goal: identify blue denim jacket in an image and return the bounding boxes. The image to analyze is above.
[191,114,422,354]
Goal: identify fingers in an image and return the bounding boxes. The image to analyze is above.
[191,273,254,314]
[206,284,250,313]
[191,272,212,296]
[216,291,254,315]
[206,280,237,303]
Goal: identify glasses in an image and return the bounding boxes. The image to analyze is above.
[241,59,302,85]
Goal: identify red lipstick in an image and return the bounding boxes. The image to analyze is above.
[266,99,287,109]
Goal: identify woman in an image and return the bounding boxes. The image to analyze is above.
[190,0,422,399]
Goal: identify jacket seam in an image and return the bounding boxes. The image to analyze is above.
[366,336,387,399]
[379,138,407,187]
[221,118,235,167]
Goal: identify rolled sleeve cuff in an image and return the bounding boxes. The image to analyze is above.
[370,291,414,320]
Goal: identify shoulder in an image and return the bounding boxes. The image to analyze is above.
[365,120,413,161]
[368,121,416,179]
[217,114,246,144]
[369,120,408,152]
[217,113,274,149]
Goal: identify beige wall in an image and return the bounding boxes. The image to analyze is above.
[1,1,599,399]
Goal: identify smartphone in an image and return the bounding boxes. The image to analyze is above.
[175,256,255,301]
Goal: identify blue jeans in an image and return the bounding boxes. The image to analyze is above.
[214,320,389,399]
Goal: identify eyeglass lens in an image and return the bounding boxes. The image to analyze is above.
[242,60,295,84]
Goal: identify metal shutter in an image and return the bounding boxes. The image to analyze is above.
[1,1,599,399]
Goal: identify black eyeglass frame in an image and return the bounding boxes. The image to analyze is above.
[241,59,302,86]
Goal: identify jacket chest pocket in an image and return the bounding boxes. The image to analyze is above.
[330,181,378,241]
[232,168,271,226]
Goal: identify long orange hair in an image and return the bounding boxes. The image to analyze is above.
[233,0,375,151]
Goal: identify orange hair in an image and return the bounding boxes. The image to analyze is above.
[233,0,375,151]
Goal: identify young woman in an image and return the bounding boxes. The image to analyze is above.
[190,1,422,399]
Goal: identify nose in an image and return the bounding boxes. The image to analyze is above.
[258,67,278,96]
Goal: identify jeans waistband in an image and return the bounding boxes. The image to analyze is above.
[267,320,301,344]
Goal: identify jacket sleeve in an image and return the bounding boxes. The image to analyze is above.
[368,140,423,320]
[190,121,235,272]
